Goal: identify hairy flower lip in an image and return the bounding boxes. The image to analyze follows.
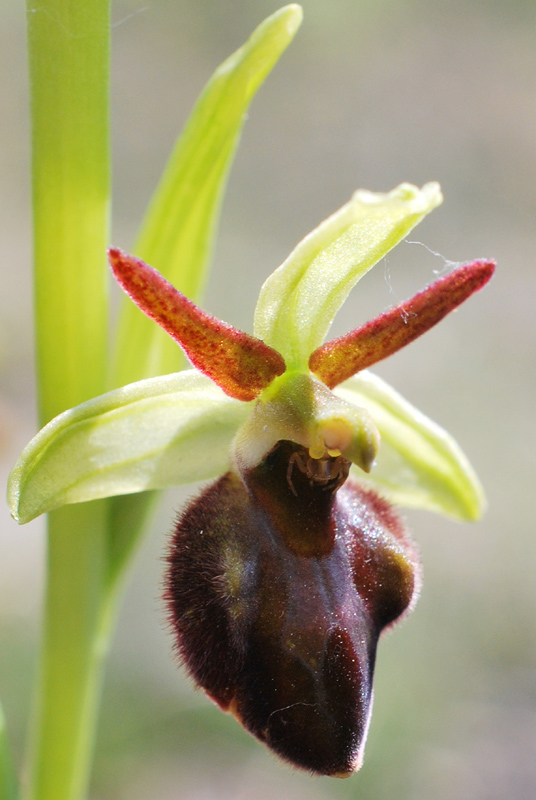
[166,439,420,776]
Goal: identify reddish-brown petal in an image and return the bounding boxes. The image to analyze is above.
[109,248,286,401]
[309,260,495,388]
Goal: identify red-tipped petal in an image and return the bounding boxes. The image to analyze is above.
[109,248,286,401]
[309,260,495,389]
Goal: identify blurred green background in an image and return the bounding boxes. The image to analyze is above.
[1,0,535,798]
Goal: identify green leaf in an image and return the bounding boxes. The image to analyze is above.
[8,372,249,524]
[254,182,443,370]
[334,371,485,521]
[111,4,303,388]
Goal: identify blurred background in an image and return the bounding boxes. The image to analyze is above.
[1,0,535,798]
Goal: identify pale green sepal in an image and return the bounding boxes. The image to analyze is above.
[254,182,443,369]
[334,371,485,521]
[112,5,303,389]
[8,371,249,524]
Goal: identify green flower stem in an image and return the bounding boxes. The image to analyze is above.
[25,1,111,799]
[27,0,110,425]
[25,504,111,800]
[0,702,18,800]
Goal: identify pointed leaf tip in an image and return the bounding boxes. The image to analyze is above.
[109,248,286,401]
[310,259,495,388]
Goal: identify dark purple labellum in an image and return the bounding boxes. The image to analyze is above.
[165,441,420,777]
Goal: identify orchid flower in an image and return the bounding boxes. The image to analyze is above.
[8,181,494,776]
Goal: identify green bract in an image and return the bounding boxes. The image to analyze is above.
[8,182,487,525]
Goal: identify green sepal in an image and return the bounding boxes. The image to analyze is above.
[254,182,443,370]
[335,371,486,521]
[8,371,249,524]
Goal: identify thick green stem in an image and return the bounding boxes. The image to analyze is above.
[24,504,111,800]
[25,1,111,799]
[27,0,110,426]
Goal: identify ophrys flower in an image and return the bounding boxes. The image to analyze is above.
[8,182,494,775]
